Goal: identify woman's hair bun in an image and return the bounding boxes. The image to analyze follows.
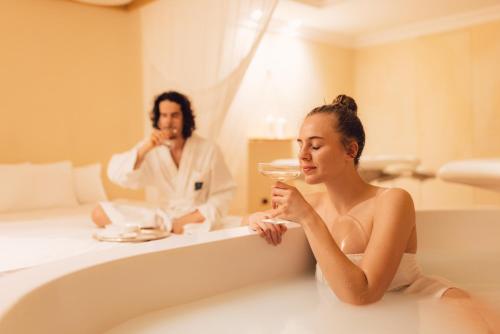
[332,94,357,115]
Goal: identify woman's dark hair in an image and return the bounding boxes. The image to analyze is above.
[307,94,365,165]
[150,91,196,139]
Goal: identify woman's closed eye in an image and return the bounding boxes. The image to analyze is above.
[297,139,322,151]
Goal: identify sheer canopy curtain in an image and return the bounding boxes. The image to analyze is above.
[140,0,277,139]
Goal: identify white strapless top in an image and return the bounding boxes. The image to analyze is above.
[316,253,423,292]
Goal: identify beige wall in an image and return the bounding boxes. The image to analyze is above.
[355,20,500,209]
[2,1,499,212]
[231,19,500,213]
[226,20,500,214]
[220,33,354,214]
[0,0,144,200]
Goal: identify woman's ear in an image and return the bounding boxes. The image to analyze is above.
[345,140,359,161]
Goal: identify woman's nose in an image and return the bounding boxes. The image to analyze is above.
[298,148,311,161]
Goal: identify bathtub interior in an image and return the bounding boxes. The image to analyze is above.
[105,208,500,334]
[105,274,496,334]
[416,209,500,291]
[416,208,500,310]
[1,209,499,334]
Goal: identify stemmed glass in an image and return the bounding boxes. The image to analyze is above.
[257,162,301,224]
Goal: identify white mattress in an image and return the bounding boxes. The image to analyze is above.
[0,204,120,273]
[0,204,243,274]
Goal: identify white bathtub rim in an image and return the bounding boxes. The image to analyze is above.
[0,224,299,318]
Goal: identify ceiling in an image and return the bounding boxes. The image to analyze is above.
[71,0,500,46]
[275,0,500,36]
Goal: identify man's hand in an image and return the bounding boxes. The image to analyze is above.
[171,210,206,234]
[146,129,177,150]
[172,219,185,234]
[135,129,178,169]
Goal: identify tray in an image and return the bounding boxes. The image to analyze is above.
[93,228,170,243]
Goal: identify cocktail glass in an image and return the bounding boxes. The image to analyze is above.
[257,162,301,224]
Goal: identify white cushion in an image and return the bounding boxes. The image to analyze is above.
[438,159,500,192]
[0,161,79,213]
[73,163,108,204]
[29,161,79,210]
[0,163,32,213]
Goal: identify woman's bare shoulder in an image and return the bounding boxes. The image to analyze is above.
[377,187,413,204]
[374,187,415,225]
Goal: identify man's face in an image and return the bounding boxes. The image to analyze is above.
[158,100,184,139]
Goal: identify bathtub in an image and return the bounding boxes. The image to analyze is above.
[1,209,499,333]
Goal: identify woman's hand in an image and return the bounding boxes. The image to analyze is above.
[269,181,314,223]
[248,211,287,246]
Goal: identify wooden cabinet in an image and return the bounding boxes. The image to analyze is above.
[247,138,294,213]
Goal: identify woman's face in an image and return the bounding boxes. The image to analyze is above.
[298,113,352,184]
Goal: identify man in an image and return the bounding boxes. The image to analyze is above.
[92,91,236,234]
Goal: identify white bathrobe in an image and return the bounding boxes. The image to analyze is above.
[106,134,236,231]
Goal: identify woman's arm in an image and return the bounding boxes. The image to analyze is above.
[351,188,416,301]
[303,188,415,305]
[301,207,372,304]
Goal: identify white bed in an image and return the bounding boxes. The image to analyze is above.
[0,161,120,274]
[0,203,242,275]
[0,204,120,274]
[0,160,242,275]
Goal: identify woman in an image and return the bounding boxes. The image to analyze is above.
[247,95,469,306]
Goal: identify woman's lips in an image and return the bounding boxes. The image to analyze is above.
[302,166,316,174]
